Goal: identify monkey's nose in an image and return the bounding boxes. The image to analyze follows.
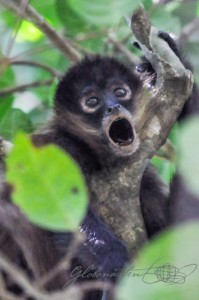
[106,104,121,115]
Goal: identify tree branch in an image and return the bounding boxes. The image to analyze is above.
[0,0,81,63]
[0,251,48,300]
[0,79,53,98]
[10,60,61,78]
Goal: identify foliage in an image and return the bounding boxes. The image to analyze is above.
[117,222,199,300]
[178,117,199,196]
[1,1,199,299]
[6,133,88,231]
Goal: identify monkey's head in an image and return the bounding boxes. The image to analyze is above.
[55,56,140,157]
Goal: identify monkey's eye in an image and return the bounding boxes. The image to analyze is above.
[86,97,99,107]
[114,88,127,98]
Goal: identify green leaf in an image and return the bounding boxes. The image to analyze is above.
[6,134,88,231]
[151,7,181,35]
[151,156,175,184]
[0,108,33,140]
[67,0,140,26]
[178,117,199,196]
[30,0,61,28]
[55,0,89,35]
[175,1,198,24]
[168,123,179,144]
[116,222,199,300]
[0,64,15,89]
[0,97,13,121]
[29,107,52,129]
[143,0,153,10]
[0,62,15,103]
[197,1,199,16]
[16,20,43,42]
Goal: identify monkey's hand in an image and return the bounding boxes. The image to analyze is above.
[134,31,182,86]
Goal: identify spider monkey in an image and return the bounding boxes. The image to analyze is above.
[0,32,198,300]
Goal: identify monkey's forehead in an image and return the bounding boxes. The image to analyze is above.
[61,56,139,89]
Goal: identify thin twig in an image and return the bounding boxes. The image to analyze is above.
[36,232,84,289]
[0,251,111,299]
[0,251,48,300]
[10,60,61,78]
[5,0,29,56]
[0,79,53,98]
[11,43,55,60]
[0,0,81,63]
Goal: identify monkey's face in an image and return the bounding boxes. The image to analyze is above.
[55,56,141,157]
[79,77,139,157]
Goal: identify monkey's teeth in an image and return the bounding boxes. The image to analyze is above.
[117,138,133,146]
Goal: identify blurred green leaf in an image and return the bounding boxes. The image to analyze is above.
[0,108,33,140]
[169,123,179,144]
[55,0,89,35]
[178,117,199,196]
[16,20,43,42]
[152,156,175,184]
[30,0,61,28]
[28,107,52,129]
[0,63,15,102]
[80,36,104,53]
[1,8,18,29]
[164,1,181,13]
[0,97,13,121]
[67,0,140,26]
[6,133,88,231]
[116,222,199,300]
[174,1,198,24]
[143,0,153,10]
[151,6,181,35]
[0,63,15,89]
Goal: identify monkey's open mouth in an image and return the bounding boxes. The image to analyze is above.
[109,118,134,146]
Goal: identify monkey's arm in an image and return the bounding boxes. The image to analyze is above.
[80,210,129,276]
[54,209,129,279]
